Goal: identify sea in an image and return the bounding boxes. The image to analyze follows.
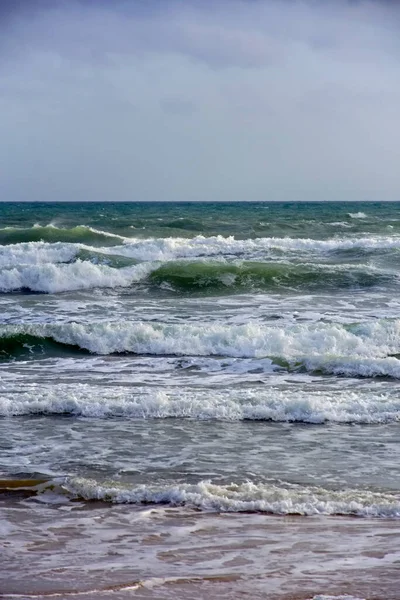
[1,201,400,600]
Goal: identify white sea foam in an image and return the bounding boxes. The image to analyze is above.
[0,242,77,269]
[0,261,154,293]
[63,477,400,517]
[80,225,127,240]
[0,243,394,294]
[113,234,400,261]
[348,212,368,219]
[0,245,392,295]
[0,223,128,240]
[1,382,399,423]
[6,318,400,369]
[327,222,352,228]
[3,234,400,273]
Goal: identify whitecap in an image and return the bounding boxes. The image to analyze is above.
[348,212,367,219]
[0,261,154,293]
[63,477,400,517]
[1,381,399,423]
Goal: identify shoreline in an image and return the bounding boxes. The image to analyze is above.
[1,497,399,600]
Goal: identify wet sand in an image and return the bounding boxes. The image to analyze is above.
[1,494,399,600]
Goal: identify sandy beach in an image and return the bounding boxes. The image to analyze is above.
[1,489,399,600]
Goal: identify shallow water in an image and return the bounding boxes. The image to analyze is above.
[2,501,400,600]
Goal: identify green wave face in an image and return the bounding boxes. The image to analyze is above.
[149,261,389,292]
[0,226,123,246]
[75,249,139,268]
[0,333,89,361]
[1,321,399,382]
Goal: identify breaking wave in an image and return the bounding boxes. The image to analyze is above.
[0,254,394,294]
[2,234,400,294]
[0,225,125,246]
[0,261,153,293]
[2,319,400,378]
[90,234,400,261]
[59,478,400,517]
[1,381,399,423]
[348,212,368,219]
[3,234,400,262]
[3,476,399,517]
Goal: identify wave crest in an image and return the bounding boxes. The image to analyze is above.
[0,255,392,294]
[0,225,125,246]
[1,381,399,423]
[149,261,388,292]
[0,261,152,293]
[2,320,400,378]
[62,477,400,517]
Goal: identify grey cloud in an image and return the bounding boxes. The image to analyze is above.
[3,0,398,70]
[160,98,197,116]
[0,0,399,201]
[1,1,286,69]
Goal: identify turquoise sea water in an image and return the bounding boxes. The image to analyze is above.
[1,201,400,599]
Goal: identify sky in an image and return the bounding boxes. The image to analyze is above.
[0,0,399,202]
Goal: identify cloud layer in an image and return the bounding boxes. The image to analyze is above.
[1,0,399,201]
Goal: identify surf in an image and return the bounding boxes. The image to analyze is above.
[3,476,395,518]
[2,380,400,423]
[2,319,400,378]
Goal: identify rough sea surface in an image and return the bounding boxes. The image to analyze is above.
[1,201,400,600]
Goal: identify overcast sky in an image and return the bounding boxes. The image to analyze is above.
[0,0,399,201]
